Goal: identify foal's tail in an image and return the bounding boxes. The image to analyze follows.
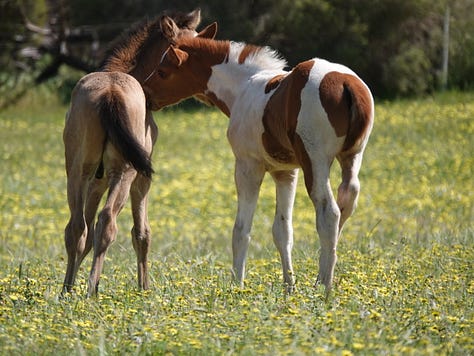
[341,79,374,153]
[97,91,154,178]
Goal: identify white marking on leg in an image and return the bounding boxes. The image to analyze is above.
[271,169,298,291]
[231,158,265,286]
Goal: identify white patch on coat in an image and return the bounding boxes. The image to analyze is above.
[295,58,355,161]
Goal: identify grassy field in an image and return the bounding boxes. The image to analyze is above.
[0,90,473,355]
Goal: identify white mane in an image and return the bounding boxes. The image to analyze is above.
[228,42,287,72]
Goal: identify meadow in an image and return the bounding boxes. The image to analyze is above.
[0,89,473,355]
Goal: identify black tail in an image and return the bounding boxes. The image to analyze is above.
[97,91,154,178]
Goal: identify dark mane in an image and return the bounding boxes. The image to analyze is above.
[99,17,157,72]
[100,10,199,73]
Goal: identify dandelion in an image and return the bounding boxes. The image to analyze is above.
[8,294,19,302]
[238,300,250,307]
[168,328,178,336]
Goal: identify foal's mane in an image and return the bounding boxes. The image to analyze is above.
[229,41,287,72]
[100,11,197,73]
[179,37,287,72]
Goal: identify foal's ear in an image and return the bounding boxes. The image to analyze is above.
[167,47,189,67]
[197,22,218,39]
[160,16,179,39]
[185,8,201,30]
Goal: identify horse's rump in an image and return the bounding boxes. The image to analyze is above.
[340,78,373,153]
[96,88,154,178]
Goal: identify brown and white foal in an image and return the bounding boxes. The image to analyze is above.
[148,17,374,293]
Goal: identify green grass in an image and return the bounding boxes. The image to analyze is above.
[0,91,473,355]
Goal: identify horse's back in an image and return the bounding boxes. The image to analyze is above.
[68,72,145,115]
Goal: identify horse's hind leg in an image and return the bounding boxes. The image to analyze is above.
[130,174,152,290]
[87,167,137,296]
[63,174,88,294]
[336,151,363,233]
[302,156,340,292]
[270,169,298,292]
[63,164,99,294]
[76,177,108,269]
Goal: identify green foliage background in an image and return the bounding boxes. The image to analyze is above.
[0,91,473,354]
[1,0,474,100]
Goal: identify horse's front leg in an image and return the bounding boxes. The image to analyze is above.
[270,169,298,292]
[231,158,265,287]
[130,173,152,290]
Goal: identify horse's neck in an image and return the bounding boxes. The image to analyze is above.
[205,63,248,114]
[208,63,292,120]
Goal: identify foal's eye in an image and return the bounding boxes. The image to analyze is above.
[157,69,167,79]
